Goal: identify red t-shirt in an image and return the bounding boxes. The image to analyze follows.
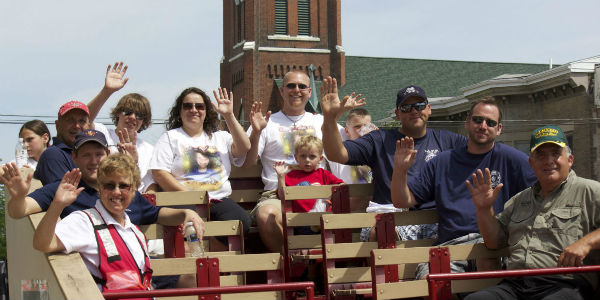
[285,168,344,212]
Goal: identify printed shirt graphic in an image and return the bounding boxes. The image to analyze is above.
[149,128,245,199]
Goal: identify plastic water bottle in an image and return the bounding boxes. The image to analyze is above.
[15,138,28,168]
[183,222,204,257]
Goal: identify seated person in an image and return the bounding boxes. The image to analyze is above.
[465,125,600,300]
[275,135,344,215]
[149,87,251,242]
[33,154,153,295]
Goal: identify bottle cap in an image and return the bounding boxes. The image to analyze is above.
[185,221,193,226]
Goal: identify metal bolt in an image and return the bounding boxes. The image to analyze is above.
[380,289,384,294]
[232,225,236,230]
[199,263,204,267]
[327,249,331,253]
[213,262,217,267]
[378,255,382,260]
[272,259,277,264]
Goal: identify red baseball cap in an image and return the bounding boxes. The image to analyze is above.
[58,100,90,118]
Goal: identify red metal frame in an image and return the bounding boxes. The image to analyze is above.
[102,281,316,300]
[376,213,398,283]
[427,248,451,300]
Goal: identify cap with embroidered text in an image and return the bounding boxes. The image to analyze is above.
[73,129,108,150]
[530,125,567,153]
[396,85,427,107]
[58,100,90,118]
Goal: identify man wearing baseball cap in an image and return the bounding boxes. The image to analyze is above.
[320,78,466,241]
[466,125,600,299]
[34,62,128,185]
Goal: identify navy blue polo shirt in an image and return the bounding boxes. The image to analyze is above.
[29,180,161,225]
[34,137,75,186]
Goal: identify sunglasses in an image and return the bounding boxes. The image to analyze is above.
[182,102,206,111]
[285,83,309,90]
[102,182,132,192]
[398,102,428,113]
[120,109,145,121]
[470,116,498,127]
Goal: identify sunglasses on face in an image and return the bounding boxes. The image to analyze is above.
[470,116,498,127]
[182,102,206,111]
[285,83,309,90]
[120,110,145,121]
[102,182,132,192]
[398,102,428,113]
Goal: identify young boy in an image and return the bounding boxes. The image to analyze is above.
[274,135,344,214]
[339,108,377,184]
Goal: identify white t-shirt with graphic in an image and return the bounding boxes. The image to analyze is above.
[149,128,245,200]
[247,111,345,190]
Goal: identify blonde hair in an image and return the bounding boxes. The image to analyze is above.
[98,154,141,190]
[294,135,323,154]
[345,108,370,123]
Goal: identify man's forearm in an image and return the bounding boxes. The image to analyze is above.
[156,207,187,226]
[8,196,42,219]
[87,87,115,122]
[476,207,501,249]
[33,202,65,253]
[321,119,348,164]
[390,169,416,208]
[242,131,261,167]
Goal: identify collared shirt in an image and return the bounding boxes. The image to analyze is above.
[29,179,161,225]
[496,170,600,286]
[34,137,75,185]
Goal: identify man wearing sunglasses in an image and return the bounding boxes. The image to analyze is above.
[34,62,129,186]
[391,98,537,279]
[321,80,466,241]
[3,129,204,288]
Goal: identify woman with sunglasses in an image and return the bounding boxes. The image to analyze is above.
[149,87,252,244]
[18,119,51,169]
[94,93,155,192]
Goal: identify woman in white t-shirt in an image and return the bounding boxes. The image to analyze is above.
[149,87,251,241]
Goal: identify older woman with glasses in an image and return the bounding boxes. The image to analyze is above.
[33,154,153,296]
[149,87,252,244]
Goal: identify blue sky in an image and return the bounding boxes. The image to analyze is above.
[1,0,599,163]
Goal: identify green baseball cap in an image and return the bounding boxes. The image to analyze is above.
[530,125,567,153]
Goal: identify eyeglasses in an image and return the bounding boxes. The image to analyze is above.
[121,110,145,121]
[285,83,309,90]
[102,182,132,192]
[398,102,428,113]
[470,116,498,127]
[182,102,206,111]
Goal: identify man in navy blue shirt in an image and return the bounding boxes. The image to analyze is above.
[320,77,466,241]
[391,98,536,278]
[4,130,204,235]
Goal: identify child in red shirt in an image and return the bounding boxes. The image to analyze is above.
[274,135,344,213]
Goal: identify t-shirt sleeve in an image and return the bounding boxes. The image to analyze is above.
[223,131,246,167]
[28,182,60,211]
[148,132,174,172]
[34,148,71,185]
[55,211,95,254]
[408,160,436,205]
[129,193,161,225]
[343,132,377,166]
[322,169,345,185]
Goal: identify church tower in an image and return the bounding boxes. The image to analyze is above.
[220,0,345,122]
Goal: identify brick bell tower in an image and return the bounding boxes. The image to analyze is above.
[220,0,345,123]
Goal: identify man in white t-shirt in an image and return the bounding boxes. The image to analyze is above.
[244,70,364,253]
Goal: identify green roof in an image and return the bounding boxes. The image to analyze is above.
[337,56,551,121]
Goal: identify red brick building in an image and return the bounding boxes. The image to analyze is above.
[220,0,345,122]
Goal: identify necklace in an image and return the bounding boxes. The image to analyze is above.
[282,112,306,129]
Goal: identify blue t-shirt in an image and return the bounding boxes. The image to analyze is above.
[29,180,161,225]
[34,137,75,186]
[344,128,466,206]
[409,143,536,244]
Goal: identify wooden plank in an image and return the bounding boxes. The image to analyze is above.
[447,243,509,260]
[204,220,242,236]
[140,224,163,239]
[372,247,435,265]
[286,212,328,226]
[217,253,282,272]
[154,191,208,206]
[288,235,322,249]
[223,291,282,300]
[393,209,438,225]
[220,274,244,286]
[321,213,378,229]
[325,242,377,259]
[230,189,263,203]
[346,183,374,197]
[283,185,334,200]
[452,278,502,293]
[230,164,262,178]
[398,263,420,279]
[328,267,371,284]
[375,280,429,299]
[150,258,198,276]
[396,239,436,248]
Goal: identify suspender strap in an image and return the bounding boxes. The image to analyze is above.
[83,208,121,262]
